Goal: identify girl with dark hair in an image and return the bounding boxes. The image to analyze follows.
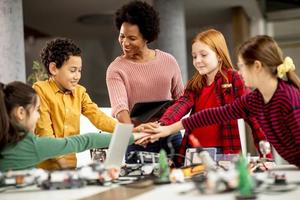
[148,35,300,168]
[0,81,144,171]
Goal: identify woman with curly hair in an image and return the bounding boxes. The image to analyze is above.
[149,35,300,168]
[106,1,184,160]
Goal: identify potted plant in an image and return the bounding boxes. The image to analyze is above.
[27,61,48,84]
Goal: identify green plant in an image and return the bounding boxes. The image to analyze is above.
[27,61,48,84]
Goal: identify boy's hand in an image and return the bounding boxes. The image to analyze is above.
[134,135,151,146]
[56,157,73,169]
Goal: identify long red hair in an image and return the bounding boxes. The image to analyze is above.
[186,29,233,92]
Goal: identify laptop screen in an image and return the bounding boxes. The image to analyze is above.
[104,123,133,169]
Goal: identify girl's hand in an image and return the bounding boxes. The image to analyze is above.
[134,121,184,145]
[149,125,173,142]
[134,124,167,145]
[133,122,160,133]
[133,132,151,141]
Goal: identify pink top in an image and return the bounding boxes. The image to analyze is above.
[106,49,184,117]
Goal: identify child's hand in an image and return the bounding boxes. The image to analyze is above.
[150,125,172,143]
[134,135,152,146]
[133,122,160,133]
[133,132,151,141]
[135,125,172,145]
[56,157,73,169]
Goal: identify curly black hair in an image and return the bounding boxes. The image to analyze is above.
[40,38,81,75]
[115,0,160,43]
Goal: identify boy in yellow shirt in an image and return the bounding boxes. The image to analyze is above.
[33,38,117,170]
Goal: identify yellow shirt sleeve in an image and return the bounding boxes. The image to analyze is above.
[33,80,116,170]
[33,81,64,170]
[33,83,55,137]
[81,90,117,133]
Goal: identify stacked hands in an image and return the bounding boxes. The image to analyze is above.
[132,122,173,146]
[54,122,172,169]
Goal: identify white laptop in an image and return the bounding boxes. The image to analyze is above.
[104,123,133,169]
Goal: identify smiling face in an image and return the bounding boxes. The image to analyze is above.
[50,55,82,91]
[118,22,147,59]
[192,41,219,79]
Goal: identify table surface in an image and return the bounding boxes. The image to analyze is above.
[1,165,299,200]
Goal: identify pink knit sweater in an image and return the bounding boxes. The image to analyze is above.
[106,49,184,117]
